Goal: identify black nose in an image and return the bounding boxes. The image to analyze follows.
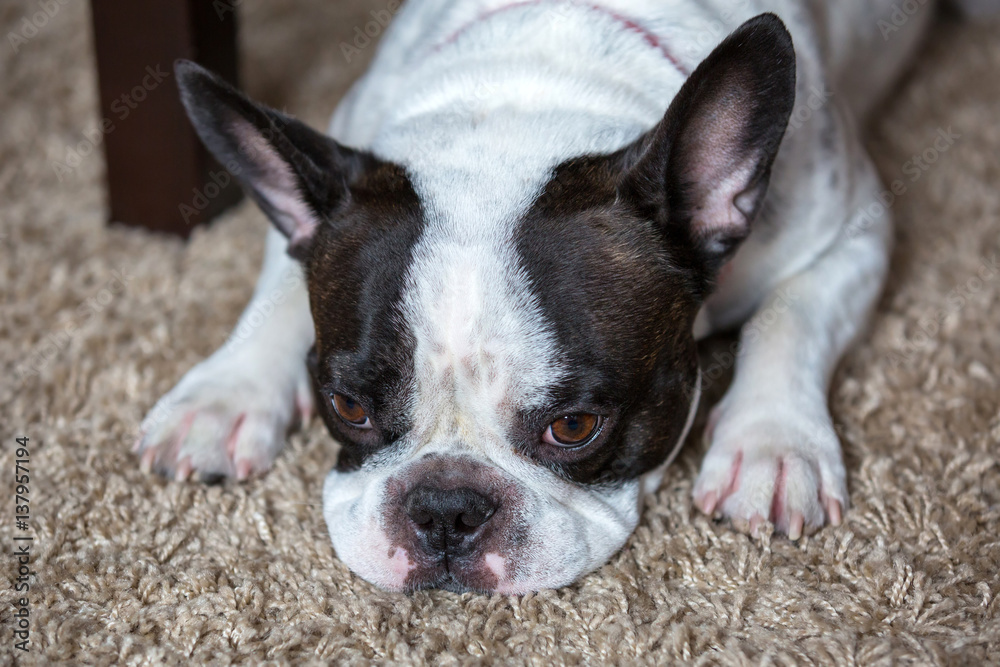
[404,485,497,557]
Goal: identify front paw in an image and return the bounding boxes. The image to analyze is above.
[134,351,313,482]
[692,418,847,540]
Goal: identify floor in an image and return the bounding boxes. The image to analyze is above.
[1,0,999,663]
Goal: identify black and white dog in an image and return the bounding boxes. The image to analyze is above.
[136,0,934,593]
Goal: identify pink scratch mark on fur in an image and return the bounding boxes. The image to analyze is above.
[719,451,743,507]
[487,553,530,595]
[770,457,786,524]
[485,553,507,581]
[386,548,415,586]
[225,413,247,459]
[433,1,689,75]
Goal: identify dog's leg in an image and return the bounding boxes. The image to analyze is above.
[693,152,892,539]
[135,227,314,481]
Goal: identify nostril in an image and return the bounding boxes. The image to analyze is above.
[409,509,433,528]
[456,505,495,531]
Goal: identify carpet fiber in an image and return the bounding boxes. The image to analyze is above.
[2,1,999,664]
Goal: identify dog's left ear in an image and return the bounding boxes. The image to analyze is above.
[175,60,371,260]
[620,13,796,280]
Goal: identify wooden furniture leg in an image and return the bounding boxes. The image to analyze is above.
[90,0,243,236]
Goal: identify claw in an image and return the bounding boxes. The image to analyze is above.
[132,435,144,453]
[827,497,842,526]
[788,512,804,540]
[698,491,718,516]
[225,414,246,459]
[235,459,253,481]
[140,448,156,475]
[749,514,765,537]
[175,457,193,482]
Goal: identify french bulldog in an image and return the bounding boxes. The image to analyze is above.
[136,0,934,593]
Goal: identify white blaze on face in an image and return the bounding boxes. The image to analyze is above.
[403,239,565,451]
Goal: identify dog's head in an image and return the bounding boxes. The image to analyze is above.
[176,14,795,593]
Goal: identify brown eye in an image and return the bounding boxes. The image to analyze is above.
[543,414,604,447]
[332,394,372,429]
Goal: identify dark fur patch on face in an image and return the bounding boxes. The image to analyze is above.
[513,154,702,486]
[507,14,796,486]
[306,159,425,471]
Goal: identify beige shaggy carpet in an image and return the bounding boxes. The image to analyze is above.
[1,0,999,664]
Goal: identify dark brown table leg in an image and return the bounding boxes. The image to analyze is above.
[90,0,243,237]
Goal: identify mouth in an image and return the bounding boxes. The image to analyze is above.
[404,561,500,594]
[426,573,477,594]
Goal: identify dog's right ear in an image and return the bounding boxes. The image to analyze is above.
[175,60,368,260]
[617,14,796,284]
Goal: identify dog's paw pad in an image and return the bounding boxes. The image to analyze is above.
[693,424,847,539]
